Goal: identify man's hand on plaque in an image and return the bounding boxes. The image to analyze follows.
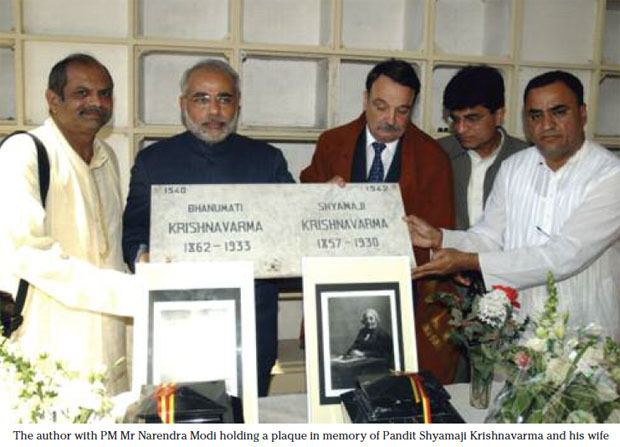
[403,215,442,249]
[411,248,479,279]
[328,175,347,188]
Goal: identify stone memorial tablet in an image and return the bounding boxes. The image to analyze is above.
[150,183,415,277]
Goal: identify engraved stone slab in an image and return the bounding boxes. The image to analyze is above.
[150,183,415,278]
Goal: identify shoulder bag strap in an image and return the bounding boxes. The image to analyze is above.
[0,131,50,333]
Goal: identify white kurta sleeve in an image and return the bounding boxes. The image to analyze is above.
[0,133,138,317]
[477,168,620,289]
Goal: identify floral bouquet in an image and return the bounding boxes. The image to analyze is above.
[0,333,114,423]
[487,274,620,423]
[428,282,527,408]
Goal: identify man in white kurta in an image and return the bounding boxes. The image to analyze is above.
[407,71,620,342]
[0,55,137,394]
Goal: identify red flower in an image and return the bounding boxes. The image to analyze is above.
[492,285,520,309]
[514,351,531,371]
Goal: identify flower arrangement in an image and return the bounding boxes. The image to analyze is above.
[0,333,114,423]
[428,283,527,361]
[428,282,527,408]
[487,273,620,423]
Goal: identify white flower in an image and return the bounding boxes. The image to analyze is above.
[546,358,571,385]
[477,289,509,327]
[606,409,620,423]
[1,334,113,423]
[576,346,604,377]
[594,374,619,402]
[584,323,603,337]
[566,410,596,423]
[552,321,565,339]
[525,337,546,352]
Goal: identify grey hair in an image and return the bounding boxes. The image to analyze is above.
[179,59,240,96]
[362,308,381,324]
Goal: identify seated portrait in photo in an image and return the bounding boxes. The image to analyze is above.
[342,308,393,361]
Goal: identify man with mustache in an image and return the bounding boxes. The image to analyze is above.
[406,71,620,342]
[0,53,138,394]
[122,59,294,396]
[300,59,458,383]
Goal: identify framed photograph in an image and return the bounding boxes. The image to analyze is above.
[133,261,258,423]
[302,257,417,423]
[317,282,404,404]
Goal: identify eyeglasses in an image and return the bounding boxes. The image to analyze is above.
[448,112,493,127]
[186,92,236,107]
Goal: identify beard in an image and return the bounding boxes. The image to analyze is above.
[181,107,239,145]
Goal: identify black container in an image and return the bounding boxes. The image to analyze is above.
[134,381,242,423]
[341,371,465,423]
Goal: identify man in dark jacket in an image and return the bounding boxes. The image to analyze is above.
[122,59,294,396]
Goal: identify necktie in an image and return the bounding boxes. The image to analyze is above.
[367,142,386,182]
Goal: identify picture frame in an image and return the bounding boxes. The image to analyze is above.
[317,282,404,404]
[302,256,417,423]
[133,261,258,423]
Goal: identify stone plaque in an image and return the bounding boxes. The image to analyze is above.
[150,183,415,277]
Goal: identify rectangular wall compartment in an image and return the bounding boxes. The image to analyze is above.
[0,46,15,121]
[434,0,511,58]
[0,0,13,31]
[138,50,228,126]
[596,73,620,137]
[240,54,328,129]
[138,0,230,41]
[603,0,620,65]
[341,0,425,52]
[22,0,128,37]
[243,0,331,46]
[521,0,597,64]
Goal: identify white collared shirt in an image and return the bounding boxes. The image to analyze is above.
[365,127,398,180]
[443,140,620,341]
[466,130,504,225]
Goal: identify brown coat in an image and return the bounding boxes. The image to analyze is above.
[301,115,460,383]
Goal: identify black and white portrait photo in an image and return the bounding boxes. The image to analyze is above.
[316,282,403,404]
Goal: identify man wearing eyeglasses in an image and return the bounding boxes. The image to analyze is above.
[122,59,294,396]
[438,65,527,230]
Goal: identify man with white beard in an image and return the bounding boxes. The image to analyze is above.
[122,59,294,396]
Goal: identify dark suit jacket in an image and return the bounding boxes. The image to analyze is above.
[300,114,455,266]
[438,129,528,230]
